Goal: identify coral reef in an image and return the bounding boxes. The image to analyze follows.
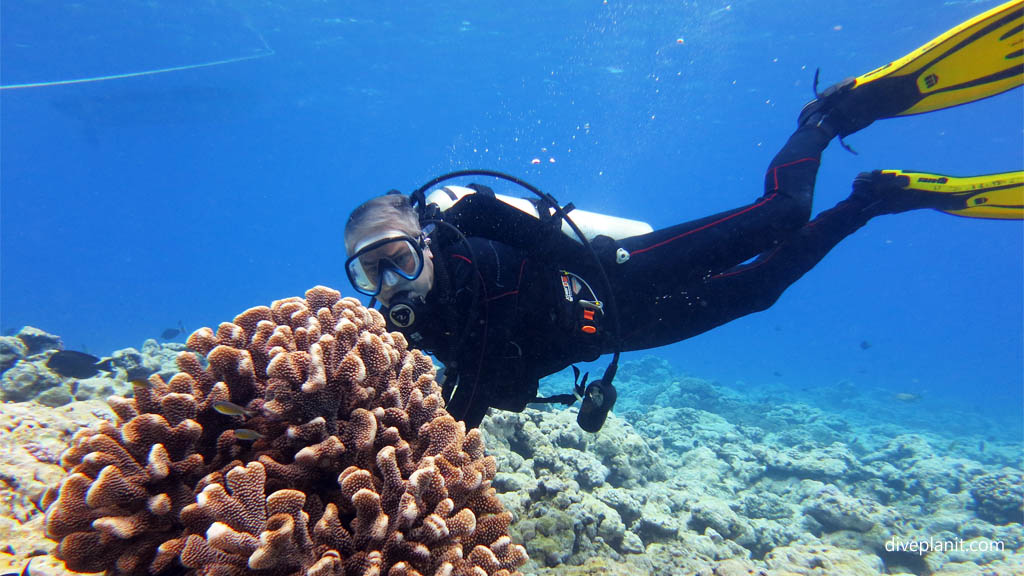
[40,287,526,576]
[523,356,1024,575]
[482,407,670,569]
[4,348,1022,576]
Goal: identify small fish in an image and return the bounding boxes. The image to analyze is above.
[46,350,114,379]
[234,428,264,441]
[978,440,986,453]
[213,400,255,418]
[860,340,872,350]
[160,320,186,341]
[894,392,922,403]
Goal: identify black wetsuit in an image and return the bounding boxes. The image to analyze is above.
[385,125,876,428]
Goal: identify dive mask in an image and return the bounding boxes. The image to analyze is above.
[346,233,427,297]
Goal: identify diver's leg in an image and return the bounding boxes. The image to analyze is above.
[698,197,871,321]
[614,124,831,289]
[614,177,877,351]
[683,168,1023,334]
[648,175,910,344]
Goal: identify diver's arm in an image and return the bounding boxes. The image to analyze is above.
[444,358,539,429]
[437,238,545,427]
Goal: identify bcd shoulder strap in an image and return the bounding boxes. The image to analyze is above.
[432,185,584,263]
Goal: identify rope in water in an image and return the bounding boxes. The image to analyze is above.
[0,33,274,90]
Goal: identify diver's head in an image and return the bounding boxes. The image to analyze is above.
[345,193,434,306]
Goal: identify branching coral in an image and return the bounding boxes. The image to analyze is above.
[42,286,527,576]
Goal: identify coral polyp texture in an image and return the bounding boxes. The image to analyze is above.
[41,286,527,576]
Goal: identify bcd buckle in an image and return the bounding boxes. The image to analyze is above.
[560,270,604,337]
[578,299,603,335]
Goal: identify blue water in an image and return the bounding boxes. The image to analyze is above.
[2,1,1022,429]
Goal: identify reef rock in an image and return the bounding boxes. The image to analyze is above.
[482,407,672,568]
[756,442,860,481]
[801,482,900,533]
[763,543,885,575]
[15,326,63,356]
[0,335,27,375]
[1,360,66,404]
[970,470,1024,525]
[0,399,115,564]
[106,339,186,383]
[71,377,133,402]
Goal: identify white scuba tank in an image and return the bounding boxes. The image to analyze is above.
[425,185,653,243]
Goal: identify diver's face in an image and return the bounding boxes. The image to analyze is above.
[378,242,434,307]
[347,220,435,307]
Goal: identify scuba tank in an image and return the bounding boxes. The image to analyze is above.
[426,185,653,243]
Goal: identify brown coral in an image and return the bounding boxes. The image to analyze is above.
[43,286,527,576]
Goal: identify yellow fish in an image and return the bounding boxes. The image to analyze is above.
[233,428,264,441]
[212,401,255,418]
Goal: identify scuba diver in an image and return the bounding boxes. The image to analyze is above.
[344,0,1024,432]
